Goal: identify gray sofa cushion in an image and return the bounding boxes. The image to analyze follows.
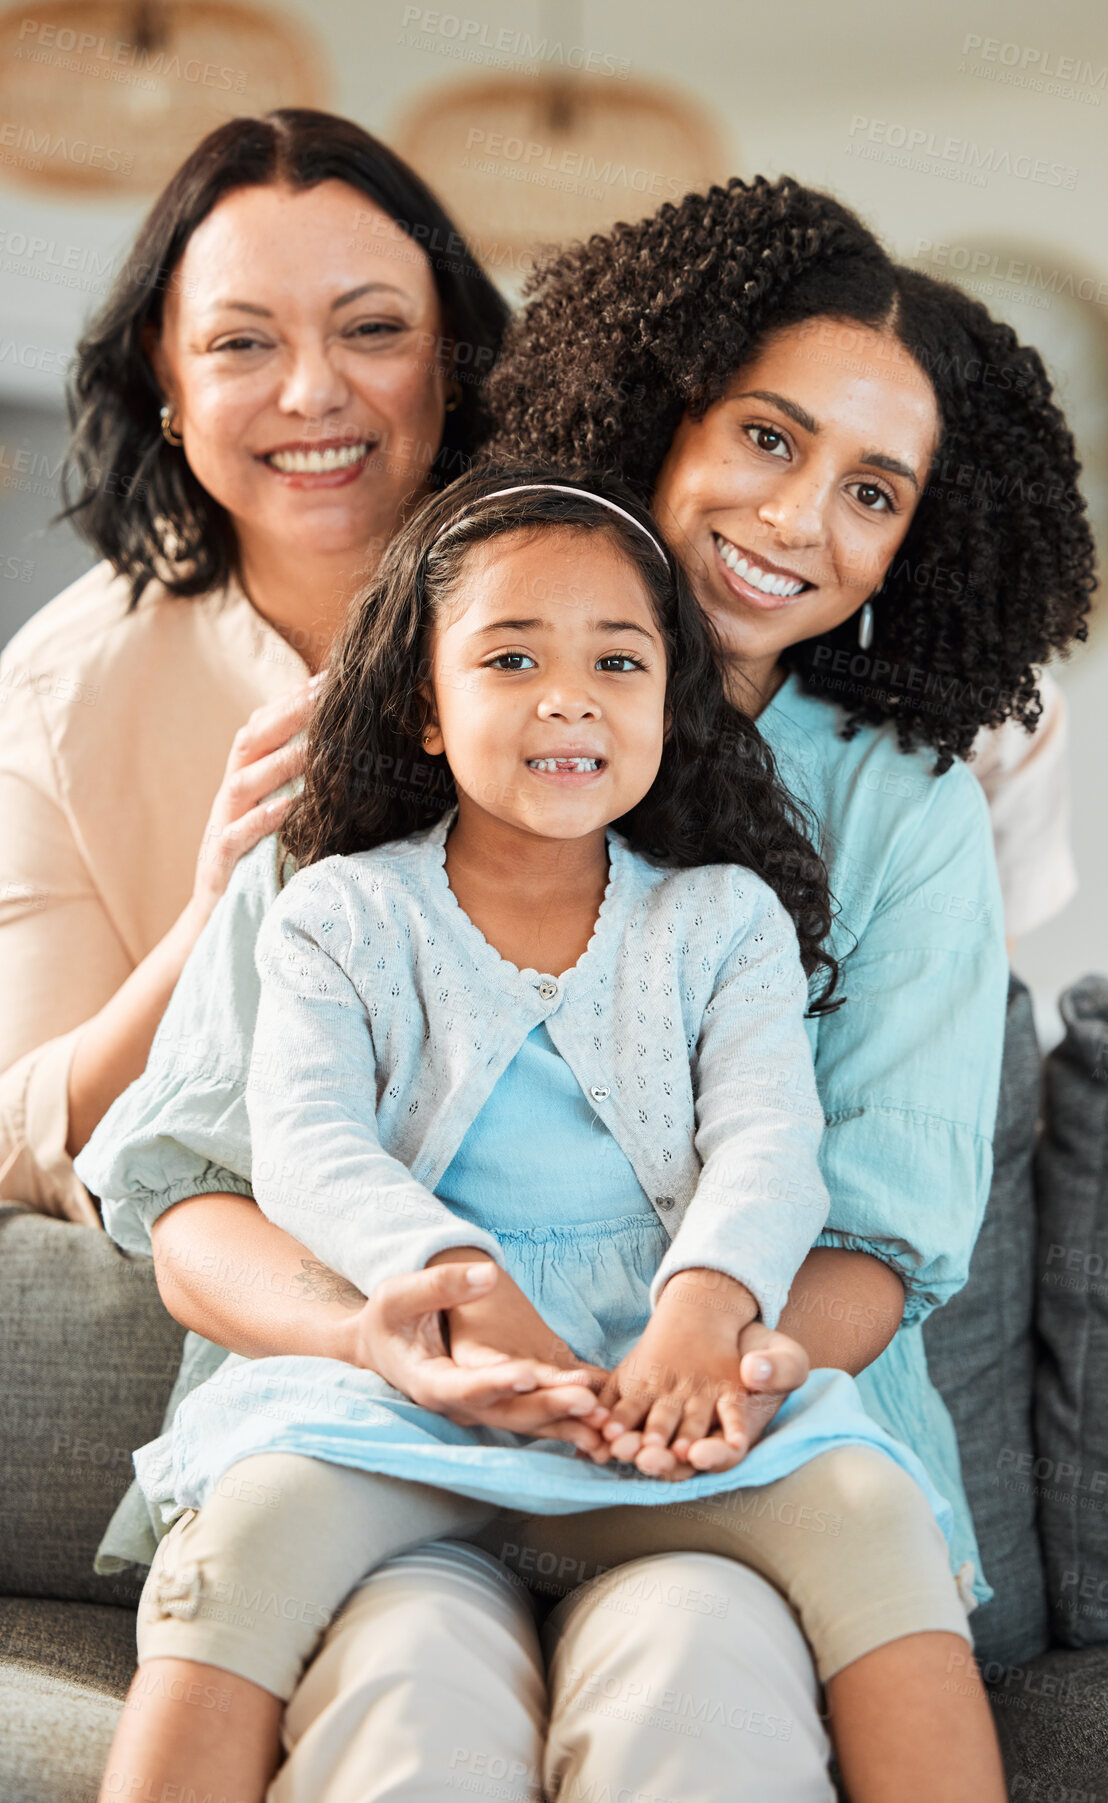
[923,974,1050,1668]
[1034,974,1108,1648]
[0,1207,185,1608]
[988,1642,1108,1790]
[0,1597,133,1803]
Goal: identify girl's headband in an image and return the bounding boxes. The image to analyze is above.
[428,482,671,572]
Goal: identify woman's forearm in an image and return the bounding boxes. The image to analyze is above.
[65,901,209,1159]
[777,1246,905,1374]
[151,1191,365,1361]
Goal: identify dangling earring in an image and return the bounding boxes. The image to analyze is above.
[858,575,885,650]
[159,403,183,446]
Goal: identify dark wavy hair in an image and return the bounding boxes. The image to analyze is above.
[59,108,510,608]
[281,464,841,1010]
[482,175,1096,770]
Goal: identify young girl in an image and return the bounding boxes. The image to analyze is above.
[101,469,1006,1803]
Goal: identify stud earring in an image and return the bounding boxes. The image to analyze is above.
[443,382,462,414]
[159,403,183,446]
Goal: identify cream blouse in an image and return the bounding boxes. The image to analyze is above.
[0,560,308,1222]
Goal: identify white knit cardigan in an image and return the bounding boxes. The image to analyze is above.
[244,805,829,1328]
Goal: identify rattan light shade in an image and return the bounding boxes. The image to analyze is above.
[0,0,326,195]
[396,72,722,265]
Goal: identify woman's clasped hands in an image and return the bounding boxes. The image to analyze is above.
[359,1250,811,1478]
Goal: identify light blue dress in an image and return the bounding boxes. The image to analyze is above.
[156,1018,955,1541]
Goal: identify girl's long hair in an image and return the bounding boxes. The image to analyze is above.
[281,465,841,1011]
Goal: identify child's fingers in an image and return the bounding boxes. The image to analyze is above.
[597,1371,625,1414]
[686,1434,741,1473]
[605,1427,646,1462]
[653,1455,697,1482]
[601,1382,653,1440]
[640,1392,686,1449]
[574,1431,615,1465]
[633,1441,679,1477]
[716,1393,750,1454]
[674,1389,716,1453]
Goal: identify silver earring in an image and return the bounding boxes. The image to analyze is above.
[159,403,183,447]
[857,600,874,650]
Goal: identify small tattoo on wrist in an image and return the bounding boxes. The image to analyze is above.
[288,1258,364,1310]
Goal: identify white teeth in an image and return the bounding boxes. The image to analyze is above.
[267,443,369,473]
[527,758,602,772]
[715,535,804,597]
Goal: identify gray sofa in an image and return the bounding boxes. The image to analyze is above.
[1,974,1106,1800]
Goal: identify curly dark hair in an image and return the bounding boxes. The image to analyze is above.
[281,463,841,1010]
[482,175,1097,770]
[59,108,509,608]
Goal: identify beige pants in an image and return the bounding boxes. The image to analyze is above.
[269,1540,840,1801]
[137,1444,969,1697]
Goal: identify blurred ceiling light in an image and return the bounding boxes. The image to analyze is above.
[0,0,327,195]
[394,1,722,266]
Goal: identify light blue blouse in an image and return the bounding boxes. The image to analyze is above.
[76,671,1008,1602]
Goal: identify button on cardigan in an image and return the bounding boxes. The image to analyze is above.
[242,805,829,1329]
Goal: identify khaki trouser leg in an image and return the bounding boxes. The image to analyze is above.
[136,1453,498,1699]
[544,1552,837,1803]
[474,1445,971,1684]
[271,1541,547,1803]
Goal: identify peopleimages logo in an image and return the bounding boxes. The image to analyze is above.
[847,117,1078,188]
[960,32,1106,87]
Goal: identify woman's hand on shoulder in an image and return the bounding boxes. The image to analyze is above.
[191,677,322,921]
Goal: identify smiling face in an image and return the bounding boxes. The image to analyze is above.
[146,179,451,573]
[419,527,671,846]
[651,316,942,708]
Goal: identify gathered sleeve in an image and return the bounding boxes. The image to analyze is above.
[0,673,132,1224]
[810,764,1008,1327]
[72,836,285,1254]
[245,867,504,1294]
[650,878,829,1328]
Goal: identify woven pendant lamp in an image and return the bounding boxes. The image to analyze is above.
[394,2,722,269]
[0,0,326,195]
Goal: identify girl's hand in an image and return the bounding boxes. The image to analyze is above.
[433,1250,612,1452]
[591,1269,809,1479]
[350,1262,611,1454]
[191,678,324,921]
